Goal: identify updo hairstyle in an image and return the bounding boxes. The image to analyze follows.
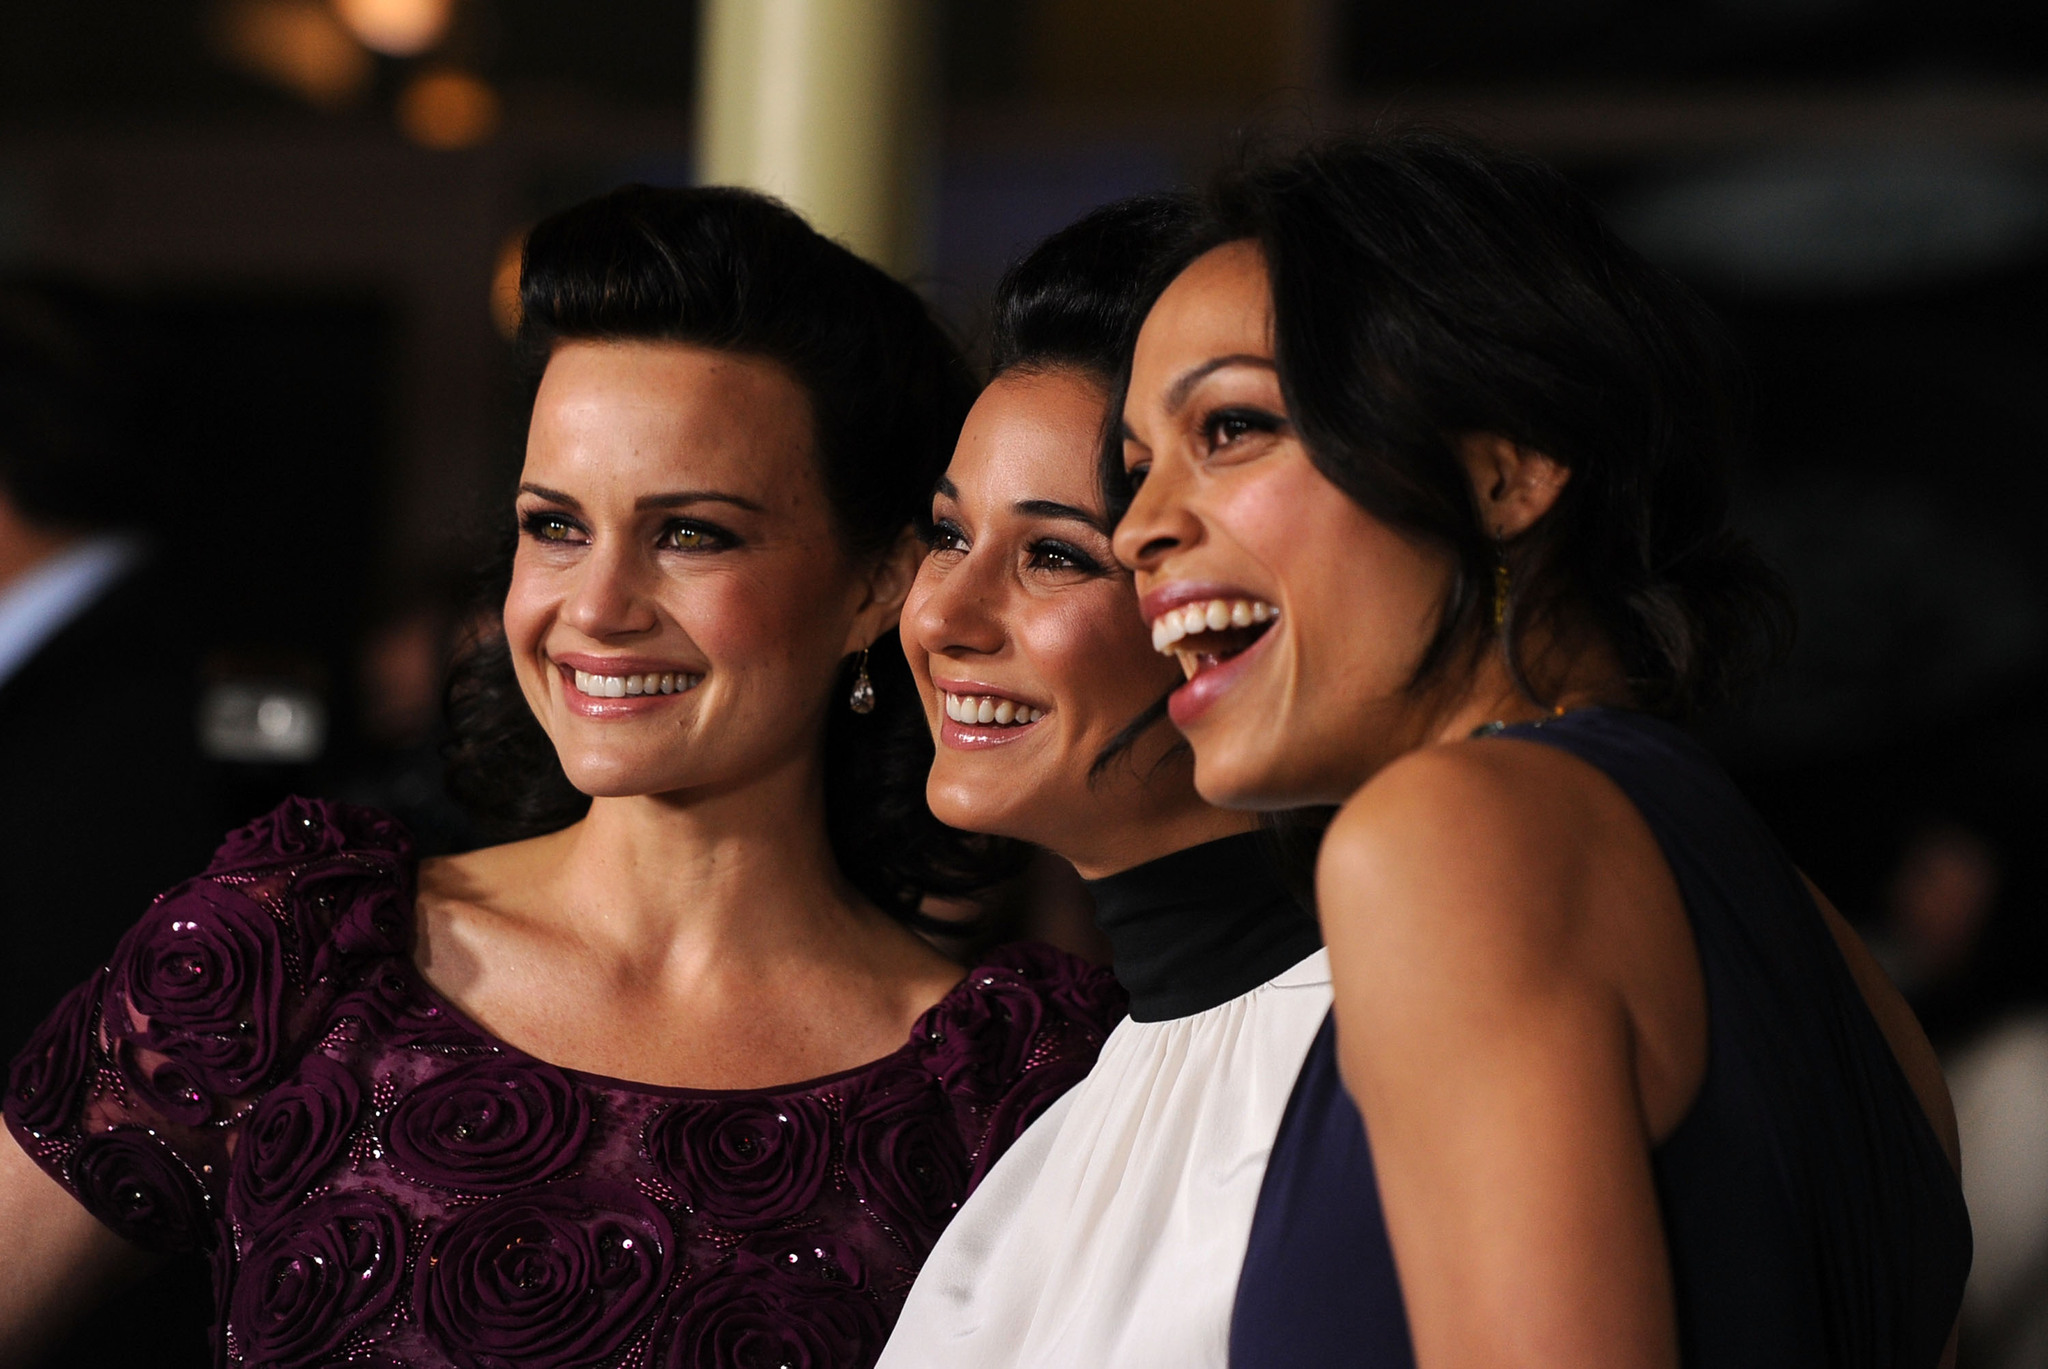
[445,184,1011,919]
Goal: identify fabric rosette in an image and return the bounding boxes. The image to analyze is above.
[230,1052,365,1218]
[6,971,104,1136]
[969,1055,1095,1187]
[659,1250,887,1369]
[384,1056,589,1193]
[103,879,287,1118]
[414,1179,674,1369]
[209,796,412,874]
[915,966,1047,1103]
[323,966,475,1050]
[229,1189,407,1368]
[992,941,1125,1039]
[645,1093,833,1230]
[289,855,411,985]
[840,1065,969,1253]
[67,1126,210,1252]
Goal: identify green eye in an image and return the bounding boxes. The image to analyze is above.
[521,512,578,543]
[663,525,710,550]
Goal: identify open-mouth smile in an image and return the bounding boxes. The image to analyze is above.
[1147,596,1280,681]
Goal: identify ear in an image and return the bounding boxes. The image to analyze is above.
[1456,433,1571,541]
[843,525,925,654]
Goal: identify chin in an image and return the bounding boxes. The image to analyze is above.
[925,775,1023,842]
[556,754,682,800]
[1190,744,1306,813]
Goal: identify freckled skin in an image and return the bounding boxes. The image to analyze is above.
[903,369,1249,879]
[506,340,875,801]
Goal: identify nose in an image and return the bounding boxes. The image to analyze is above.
[907,542,1007,661]
[560,536,660,639]
[1112,455,1200,575]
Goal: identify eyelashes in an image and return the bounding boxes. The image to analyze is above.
[517,509,738,552]
[1203,405,1285,448]
[922,515,1107,576]
[1028,539,1104,575]
[521,510,580,544]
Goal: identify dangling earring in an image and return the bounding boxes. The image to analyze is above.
[848,647,876,714]
[1491,540,1512,630]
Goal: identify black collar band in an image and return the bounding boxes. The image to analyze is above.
[1084,831,1322,1023]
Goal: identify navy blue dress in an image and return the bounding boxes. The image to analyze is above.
[1230,708,1971,1368]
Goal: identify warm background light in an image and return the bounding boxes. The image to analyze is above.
[397,68,501,149]
[210,0,373,108]
[490,229,526,339]
[331,0,454,57]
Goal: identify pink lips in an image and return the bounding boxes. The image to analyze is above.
[551,656,701,721]
[931,678,1047,752]
[1138,582,1279,731]
[1165,616,1276,729]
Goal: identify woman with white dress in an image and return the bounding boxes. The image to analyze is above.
[877,195,1331,1368]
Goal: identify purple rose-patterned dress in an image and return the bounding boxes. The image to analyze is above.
[3,798,1125,1369]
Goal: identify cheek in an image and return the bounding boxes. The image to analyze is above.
[1018,587,1177,735]
[668,554,853,674]
[500,556,551,655]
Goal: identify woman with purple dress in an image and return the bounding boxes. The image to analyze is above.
[0,185,1121,1368]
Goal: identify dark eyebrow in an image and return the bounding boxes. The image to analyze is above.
[1017,499,1109,534]
[518,482,580,510]
[1164,353,1278,415]
[517,483,764,514]
[933,476,958,501]
[633,489,766,514]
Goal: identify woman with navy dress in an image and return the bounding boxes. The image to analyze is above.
[1112,131,1971,1366]
[0,185,1121,1367]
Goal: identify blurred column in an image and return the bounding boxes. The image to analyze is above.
[696,0,936,277]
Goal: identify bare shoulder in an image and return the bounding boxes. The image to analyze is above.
[1319,737,1647,980]
[414,831,574,978]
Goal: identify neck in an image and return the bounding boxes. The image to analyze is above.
[530,743,878,975]
[1428,615,1632,747]
[1059,753,1259,880]
[0,500,79,595]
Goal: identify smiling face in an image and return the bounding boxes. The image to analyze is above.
[505,339,893,801]
[904,368,1241,874]
[1113,241,1460,808]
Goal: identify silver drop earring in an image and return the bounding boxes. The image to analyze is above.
[848,647,876,714]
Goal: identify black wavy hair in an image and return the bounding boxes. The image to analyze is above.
[444,183,1014,919]
[1107,130,1791,720]
[989,191,1202,383]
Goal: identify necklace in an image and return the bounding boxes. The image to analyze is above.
[1469,703,1571,739]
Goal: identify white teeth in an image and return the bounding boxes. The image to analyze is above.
[942,693,1042,728]
[1146,599,1279,658]
[571,668,700,699]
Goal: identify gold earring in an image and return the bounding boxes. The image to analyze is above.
[1491,543,1512,630]
[848,647,876,714]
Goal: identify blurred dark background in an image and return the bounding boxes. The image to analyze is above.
[2,1,2046,1364]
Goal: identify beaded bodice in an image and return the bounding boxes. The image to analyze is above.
[4,798,1124,1369]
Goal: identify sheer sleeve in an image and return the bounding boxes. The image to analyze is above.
[3,798,414,1252]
